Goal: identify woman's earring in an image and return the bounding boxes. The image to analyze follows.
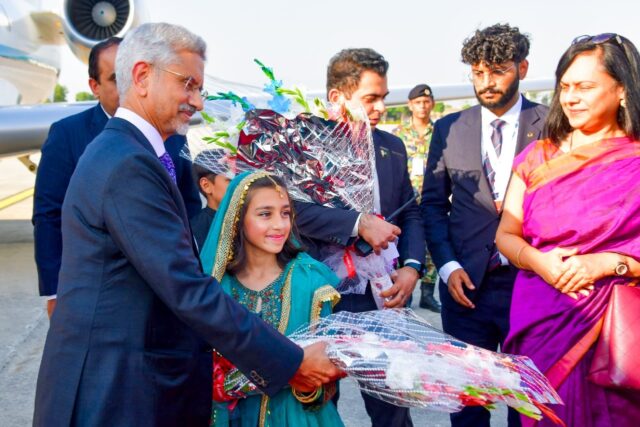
[621,98,627,108]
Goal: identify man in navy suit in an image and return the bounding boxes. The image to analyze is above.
[295,48,425,427]
[421,24,548,427]
[33,37,201,317]
[33,23,341,427]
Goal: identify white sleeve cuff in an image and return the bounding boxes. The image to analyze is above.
[351,213,363,237]
[45,295,57,300]
[439,261,463,285]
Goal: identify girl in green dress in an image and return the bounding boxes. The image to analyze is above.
[200,170,344,427]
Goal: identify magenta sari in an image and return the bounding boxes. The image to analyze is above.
[503,137,640,427]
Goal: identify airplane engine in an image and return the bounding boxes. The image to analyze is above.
[62,0,145,63]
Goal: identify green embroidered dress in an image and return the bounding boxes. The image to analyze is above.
[201,171,344,427]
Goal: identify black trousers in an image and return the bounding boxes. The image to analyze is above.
[333,285,413,427]
[440,266,522,427]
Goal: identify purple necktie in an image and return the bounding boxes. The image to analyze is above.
[158,152,177,183]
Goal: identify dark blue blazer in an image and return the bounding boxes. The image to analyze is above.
[421,97,548,309]
[295,128,425,265]
[33,118,302,427]
[33,104,201,296]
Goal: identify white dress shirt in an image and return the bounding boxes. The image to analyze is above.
[114,107,167,157]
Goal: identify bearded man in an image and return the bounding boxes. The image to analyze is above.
[420,23,548,427]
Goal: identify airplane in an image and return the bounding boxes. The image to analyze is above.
[0,0,146,168]
[0,0,146,106]
[0,1,554,167]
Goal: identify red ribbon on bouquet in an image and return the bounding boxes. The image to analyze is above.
[212,352,239,411]
[342,245,357,279]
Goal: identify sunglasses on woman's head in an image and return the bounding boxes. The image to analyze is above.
[572,33,623,46]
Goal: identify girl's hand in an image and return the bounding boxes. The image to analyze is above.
[530,247,579,285]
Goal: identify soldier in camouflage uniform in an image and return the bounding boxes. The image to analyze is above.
[393,84,441,312]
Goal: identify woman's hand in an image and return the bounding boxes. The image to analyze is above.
[554,253,618,298]
[529,247,579,285]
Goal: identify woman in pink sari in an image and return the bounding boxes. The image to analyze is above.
[496,34,640,426]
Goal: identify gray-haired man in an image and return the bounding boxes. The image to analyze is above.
[33,23,341,427]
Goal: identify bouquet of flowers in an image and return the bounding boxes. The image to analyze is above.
[184,60,396,295]
[184,59,375,213]
[215,309,564,424]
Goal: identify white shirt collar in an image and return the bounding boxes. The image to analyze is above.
[99,103,112,119]
[114,107,166,157]
[481,93,523,127]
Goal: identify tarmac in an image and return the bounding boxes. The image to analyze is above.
[0,156,508,426]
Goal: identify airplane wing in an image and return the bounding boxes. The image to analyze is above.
[0,78,554,160]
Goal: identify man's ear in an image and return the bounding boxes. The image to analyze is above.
[88,78,100,99]
[518,59,529,80]
[131,61,151,97]
[327,88,345,103]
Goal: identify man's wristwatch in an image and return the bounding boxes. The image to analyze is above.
[614,257,629,276]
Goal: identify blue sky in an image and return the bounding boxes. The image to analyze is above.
[58,0,640,97]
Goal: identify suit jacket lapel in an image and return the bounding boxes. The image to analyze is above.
[373,130,392,215]
[515,97,545,154]
[462,107,496,213]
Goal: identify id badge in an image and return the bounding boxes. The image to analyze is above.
[411,156,424,177]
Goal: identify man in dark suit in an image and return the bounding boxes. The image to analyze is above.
[295,48,425,427]
[33,23,341,427]
[33,37,201,317]
[421,24,548,427]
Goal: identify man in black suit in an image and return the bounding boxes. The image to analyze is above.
[295,48,425,427]
[33,23,341,427]
[421,24,548,427]
[33,37,200,317]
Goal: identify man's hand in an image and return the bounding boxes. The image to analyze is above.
[358,214,400,254]
[46,299,57,318]
[447,268,476,309]
[289,342,345,392]
[380,267,419,308]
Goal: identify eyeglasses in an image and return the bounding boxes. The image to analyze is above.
[571,33,622,46]
[468,63,516,83]
[158,67,208,99]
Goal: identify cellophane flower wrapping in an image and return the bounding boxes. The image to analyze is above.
[183,63,389,293]
[295,309,562,421]
[214,309,562,422]
[183,76,375,214]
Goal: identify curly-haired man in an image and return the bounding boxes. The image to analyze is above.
[421,23,549,427]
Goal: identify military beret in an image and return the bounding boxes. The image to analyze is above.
[408,84,433,100]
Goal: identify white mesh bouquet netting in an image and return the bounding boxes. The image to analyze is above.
[216,309,564,424]
[182,60,375,213]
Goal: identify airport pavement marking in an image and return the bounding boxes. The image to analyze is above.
[0,187,34,210]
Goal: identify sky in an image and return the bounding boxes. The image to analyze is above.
[58,0,640,98]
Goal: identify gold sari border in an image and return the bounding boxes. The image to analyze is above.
[525,137,639,193]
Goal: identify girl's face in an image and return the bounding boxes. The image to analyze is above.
[242,187,292,257]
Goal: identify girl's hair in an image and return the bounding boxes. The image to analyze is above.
[545,34,640,145]
[226,175,302,275]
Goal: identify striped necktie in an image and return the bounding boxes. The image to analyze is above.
[482,119,506,200]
